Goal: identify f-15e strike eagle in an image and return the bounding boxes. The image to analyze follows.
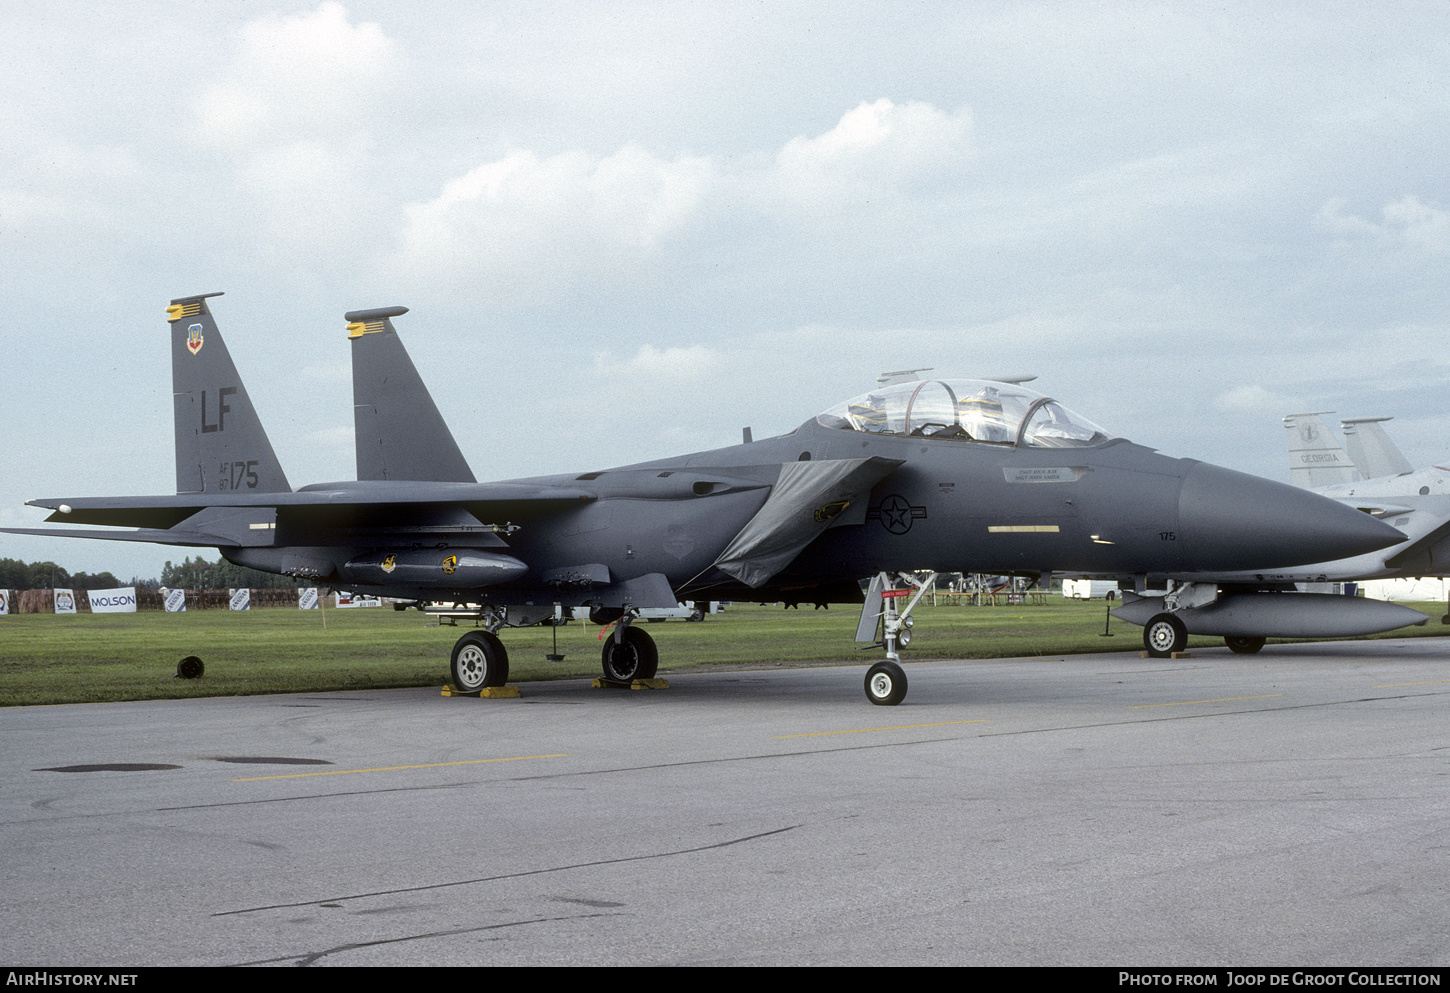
[4,294,1405,703]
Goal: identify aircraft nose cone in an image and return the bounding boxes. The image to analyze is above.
[1176,463,1404,572]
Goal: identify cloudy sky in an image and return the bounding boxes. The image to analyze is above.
[3,1,1449,581]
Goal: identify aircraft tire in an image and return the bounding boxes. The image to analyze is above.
[600,626,658,682]
[1224,635,1266,655]
[864,660,907,706]
[450,631,510,691]
[1143,613,1187,658]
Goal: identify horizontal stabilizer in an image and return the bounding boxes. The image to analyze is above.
[20,480,597,550]
[2,505,281,549]
[0,526,238,547]
[28,480,595,527]
[347,307,476,483]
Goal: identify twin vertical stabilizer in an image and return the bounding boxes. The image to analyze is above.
[167,293,291,495]
[347,307,476,483]
[1340,417,1414,480]
[1283,412,1358,489]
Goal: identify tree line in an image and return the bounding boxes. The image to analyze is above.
[0,555,302,591]
[0,558,124,592]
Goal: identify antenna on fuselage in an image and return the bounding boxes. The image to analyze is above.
[876,368,933,385]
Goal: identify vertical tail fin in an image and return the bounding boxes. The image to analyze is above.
[1283,412,1358,488]
[346,307,476,483]
[167,293,291,495]
[1340,417,1414,480]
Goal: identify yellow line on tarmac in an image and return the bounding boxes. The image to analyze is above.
[229,754,570,781]
[1128,694,1282,710]
[773,720,988,739]
[1373,679,1450,688]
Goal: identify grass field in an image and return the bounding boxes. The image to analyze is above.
[2,599,1447,706]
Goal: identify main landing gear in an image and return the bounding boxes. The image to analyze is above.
[1142,612,1187,658]
[446,609,661,693]
[600,622,659,682]
[450,631,510,690]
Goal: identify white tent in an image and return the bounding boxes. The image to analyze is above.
[1360,578,1450,602]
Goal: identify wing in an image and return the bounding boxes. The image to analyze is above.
[8,481,598,545]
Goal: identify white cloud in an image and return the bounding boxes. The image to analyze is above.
[177,5,402,267]
[395,145,716,302]
[1213,384,1297,413]
[1316,196,1450,253]
[393,97,974,303]
[1382,196,1450,253]
[192,2,397,151]
[770,98,973,211]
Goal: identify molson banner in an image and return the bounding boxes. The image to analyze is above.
[54,589,77,614]
[87,587,138,613]
[298,588,319,610]
[163,588,187,612]
[229,588,251,611]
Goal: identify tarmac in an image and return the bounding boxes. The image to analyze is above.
[2,639,1447,967]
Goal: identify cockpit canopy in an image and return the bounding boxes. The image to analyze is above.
[815,379,1114,448]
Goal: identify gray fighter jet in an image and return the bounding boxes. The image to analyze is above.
[4,295,1406,703]
[1112,412,1448,653]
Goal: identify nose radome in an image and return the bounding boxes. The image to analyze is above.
[1176,463,1404,572]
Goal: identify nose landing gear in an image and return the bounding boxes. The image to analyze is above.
[857,571,937,705]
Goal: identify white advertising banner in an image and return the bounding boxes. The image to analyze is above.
[54,589,77,614]
[336,592,383,608]
[229,588,251,611]
[162,588,187,612]
[298,587,319,610]
[87,587,138,613]
[0,589,8,615]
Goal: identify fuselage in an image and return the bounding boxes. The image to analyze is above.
[227,414,1404,605]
